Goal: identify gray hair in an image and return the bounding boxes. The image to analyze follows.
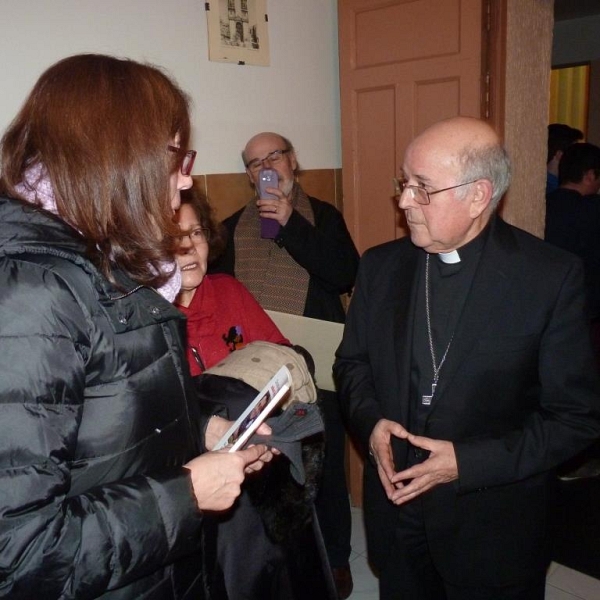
[457,144,511,209]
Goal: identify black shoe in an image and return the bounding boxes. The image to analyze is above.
[331,565,353,600]
[559,458,600,481]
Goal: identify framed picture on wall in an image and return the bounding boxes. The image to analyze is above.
[206,0,270,66]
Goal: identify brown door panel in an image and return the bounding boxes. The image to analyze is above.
[339,0,483,254]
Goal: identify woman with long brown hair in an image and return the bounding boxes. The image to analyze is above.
[0,53,271,600]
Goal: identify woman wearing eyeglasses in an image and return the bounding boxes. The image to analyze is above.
[0,54,273,600]
[174,184,289,375]
[174,187,339,600]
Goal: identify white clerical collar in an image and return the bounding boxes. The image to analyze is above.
[438,250,461,264]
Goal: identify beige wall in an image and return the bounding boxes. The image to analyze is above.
[0,1,341,175]
[499,0,554,239]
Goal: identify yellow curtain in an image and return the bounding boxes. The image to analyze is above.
[549,65,589,135]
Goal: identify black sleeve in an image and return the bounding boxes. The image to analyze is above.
[275,198,359,294]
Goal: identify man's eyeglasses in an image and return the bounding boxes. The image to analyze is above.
[168,145,197,176]
[177,227,210,244]
[245,149,290,173]
[393,177,478,205]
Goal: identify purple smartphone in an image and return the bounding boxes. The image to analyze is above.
[257,169,280,239]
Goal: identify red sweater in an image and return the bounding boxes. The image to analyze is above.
[175,273,289,376]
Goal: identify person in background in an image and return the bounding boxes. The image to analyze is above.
[174,184,289,375]
[174,185,335,600]
[0,53,272,600]
[334,116,600,600]
[546,122,583,194]
[545,142,600,477]
[545,142,600,320]
[212,132,360,599]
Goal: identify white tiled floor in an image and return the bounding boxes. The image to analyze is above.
[346,506,600,600]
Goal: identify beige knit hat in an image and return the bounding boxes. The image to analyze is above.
[205,341,317,409]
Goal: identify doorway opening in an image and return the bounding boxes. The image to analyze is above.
[550,63,590,137]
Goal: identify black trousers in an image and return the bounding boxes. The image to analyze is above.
[315,390,352,568]
[379,498,546,600]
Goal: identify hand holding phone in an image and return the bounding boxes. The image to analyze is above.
[257,169,281,239]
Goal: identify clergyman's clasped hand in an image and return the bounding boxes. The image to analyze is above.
[369,418,459,506]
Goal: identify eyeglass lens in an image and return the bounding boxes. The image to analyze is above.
[181,151,196,176]
[247,149,286,171]
[168,146,196,176]
[393,178,429,204]
[180,228,209,243]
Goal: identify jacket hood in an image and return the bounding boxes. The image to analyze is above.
[0,194,184,334]
[0,195,141,299]
[0,195,88,262]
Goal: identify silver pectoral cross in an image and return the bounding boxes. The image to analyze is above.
[422,382,436,406]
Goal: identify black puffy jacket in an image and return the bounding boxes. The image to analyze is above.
[0,196,210,599]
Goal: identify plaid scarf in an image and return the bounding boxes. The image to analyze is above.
[234,183,314,315]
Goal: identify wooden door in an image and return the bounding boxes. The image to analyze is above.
[339,0,483,254]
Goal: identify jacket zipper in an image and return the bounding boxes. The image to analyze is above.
[190,346,206,372]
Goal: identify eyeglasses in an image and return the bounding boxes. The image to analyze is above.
[168,145,197,176]
[245,149,290,173]
[177,227,210,244]
[393,177,478,205]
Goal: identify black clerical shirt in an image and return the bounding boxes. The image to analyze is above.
[408,227,490,449]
